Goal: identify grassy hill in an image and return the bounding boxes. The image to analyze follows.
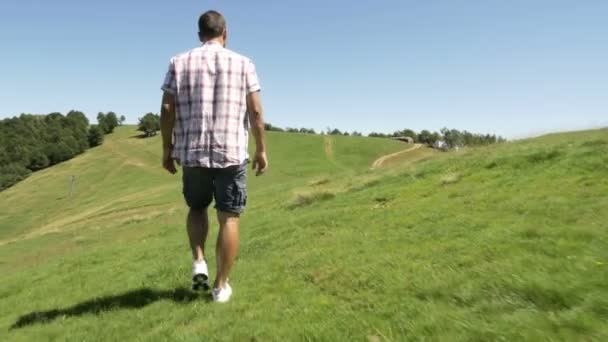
[1,126,607,340]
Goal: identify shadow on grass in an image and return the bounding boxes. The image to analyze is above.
[11,287,204,329]
[129,133,157,139]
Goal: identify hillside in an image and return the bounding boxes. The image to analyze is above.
[1,126,607,340]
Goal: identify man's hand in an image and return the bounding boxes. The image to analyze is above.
[162,147,177,174]
[160,91,177,175]
[246,91,267,176]
[252,151,268,176]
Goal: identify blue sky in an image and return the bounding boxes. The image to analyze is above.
[1,0,606,138]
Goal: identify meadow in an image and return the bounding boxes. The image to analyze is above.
[1,126,607,341]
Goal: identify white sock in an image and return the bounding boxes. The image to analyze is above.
[192,260,208,276]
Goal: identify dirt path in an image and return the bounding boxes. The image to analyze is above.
[324,136,334,161]
[371,143,422,170]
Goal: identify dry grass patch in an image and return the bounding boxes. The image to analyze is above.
[440,172,461,185]
[288,190,336,209]
[309,178,331,186]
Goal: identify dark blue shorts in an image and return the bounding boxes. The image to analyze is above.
[182,161,247,214]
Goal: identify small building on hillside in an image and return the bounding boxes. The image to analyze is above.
[433,140,449,151]
[393,136,414,144]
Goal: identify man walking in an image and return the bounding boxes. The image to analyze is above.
[160,10,267,303]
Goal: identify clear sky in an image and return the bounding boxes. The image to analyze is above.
[1,0,606,138]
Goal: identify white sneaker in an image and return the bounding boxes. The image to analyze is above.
[192,260,210,291]
[212,282,233,303]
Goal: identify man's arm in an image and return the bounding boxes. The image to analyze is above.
[246,91,268,175]
[160,91,177,174]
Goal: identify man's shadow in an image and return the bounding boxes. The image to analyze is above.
[11,287,206,329]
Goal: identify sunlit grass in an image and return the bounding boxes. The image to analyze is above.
[1,126,607,340]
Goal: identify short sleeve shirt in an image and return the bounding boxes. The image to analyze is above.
[161,41,261,168]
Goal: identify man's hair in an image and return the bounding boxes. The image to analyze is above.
[198,10,226,39]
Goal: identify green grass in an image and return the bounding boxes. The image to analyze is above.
[1,126,607,341]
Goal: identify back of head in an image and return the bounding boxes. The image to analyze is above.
[198,10,226,40]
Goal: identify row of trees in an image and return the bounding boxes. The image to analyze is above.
[0,111,119,191]
[264,123,365,136]
[325,128,364,136]
[264,122,503,147]
[369,127,504,148]
[264,123,316,134]
[96,112,125,135]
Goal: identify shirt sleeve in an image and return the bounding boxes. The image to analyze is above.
[161,58,177,94]
[246,60,261,94]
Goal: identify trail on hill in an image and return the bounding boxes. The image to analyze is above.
[324,136,334,161]
[0,184,175,246]
[370,143,422,169]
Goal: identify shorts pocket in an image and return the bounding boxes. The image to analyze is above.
[232,179,247,208]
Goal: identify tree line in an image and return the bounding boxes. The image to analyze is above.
[0,111,123,191]
[265,123,503,147]
[370,128,505,148]
[264,123,365,136]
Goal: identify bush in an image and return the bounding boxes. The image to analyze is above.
[0,164,31,191]
[45,142,74,164]
[97,112,119,134]
[88,125,105,147]
[28,150,50,171]
[137,113,160,137]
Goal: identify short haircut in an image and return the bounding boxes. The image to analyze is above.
[198,10,226,39]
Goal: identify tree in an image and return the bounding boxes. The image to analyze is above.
[88,125,105,147]
[441,128,464,148]
[0,164,31,191]
[138,113,160,137]
[95,112,118,134]
[97,113,109,134]
[392,128,416,140]
[105,112,119,133]
[429,131,441,145]
[297,128,316,134]
[45,142,74,164]
[119,115,126,126]
[66,110,89,129]
[368,132,387,138]
[0,111,104,190]
[64,111,89,153]
[264,123,284,132]
[417,130,432,145]
[28,149,50,171]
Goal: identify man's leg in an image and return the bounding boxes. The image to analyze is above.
[182,166,214,290]
[187,207,209,261]
[214,211,240,289]
[211,161,247,297]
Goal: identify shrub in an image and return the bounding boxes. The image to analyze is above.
[0,164,32,191]
[137,113,160,137]
[88,125,105,147]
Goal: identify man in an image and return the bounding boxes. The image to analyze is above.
[160,10,267,303]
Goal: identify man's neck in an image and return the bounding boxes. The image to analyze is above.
[203,38,224,47]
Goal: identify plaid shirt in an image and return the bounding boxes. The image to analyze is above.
[161,41,261,168]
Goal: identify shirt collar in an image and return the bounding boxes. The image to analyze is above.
[202,40,223,49]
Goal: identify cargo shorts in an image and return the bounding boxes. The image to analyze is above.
[182,161,247,214]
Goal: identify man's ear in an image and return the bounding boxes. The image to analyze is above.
[198,32,204,43]
[222,29,227,46]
